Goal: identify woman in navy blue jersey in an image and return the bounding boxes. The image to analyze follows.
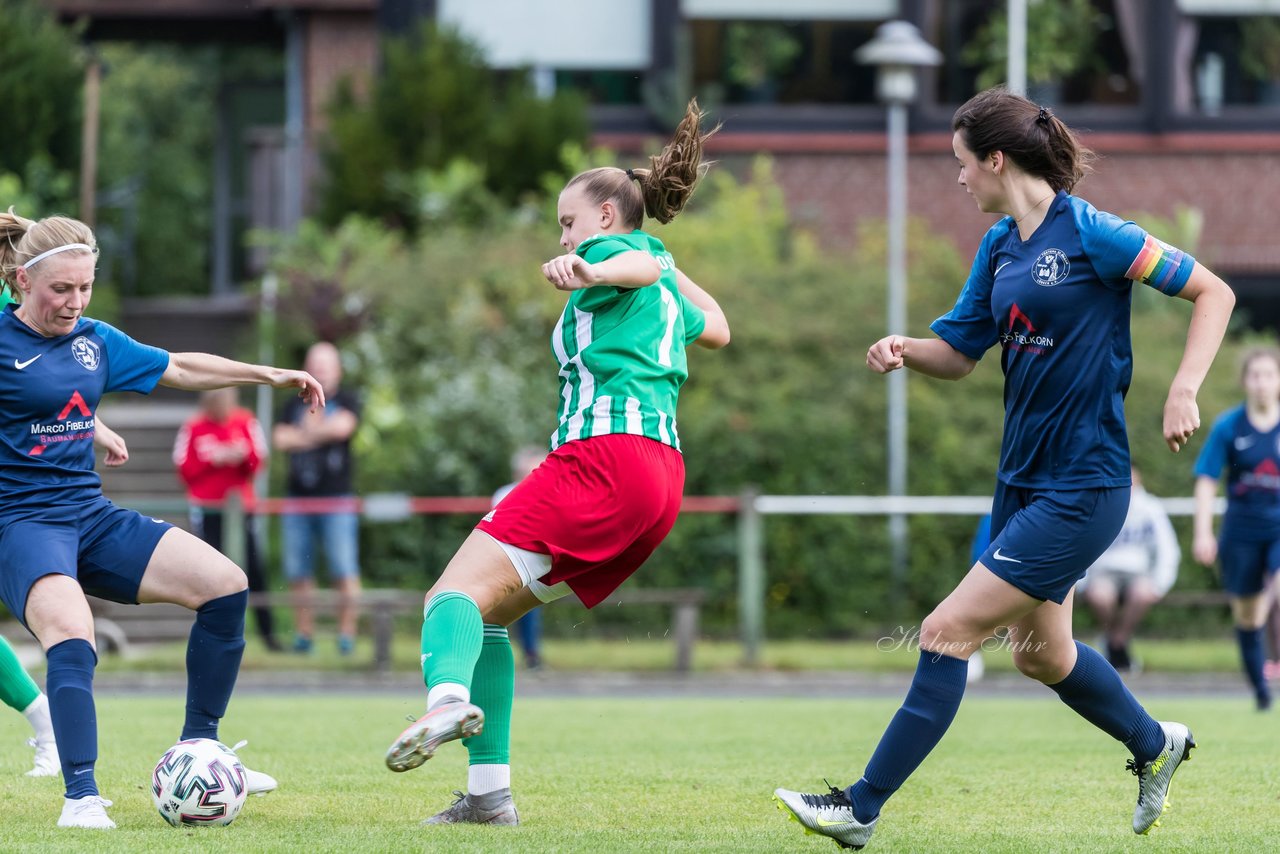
[0,209,323,829]
[1193,348,1280,710]
[775,88,1236,848]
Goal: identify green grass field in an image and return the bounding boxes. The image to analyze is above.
[85,633,1254,676]
[1,694,1275,853]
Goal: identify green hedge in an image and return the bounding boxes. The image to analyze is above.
[267,157,1260,639]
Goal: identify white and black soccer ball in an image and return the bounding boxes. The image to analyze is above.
[151,738,248,827]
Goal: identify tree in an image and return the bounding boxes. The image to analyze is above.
[317,23,588,230]
[0,0,83,212]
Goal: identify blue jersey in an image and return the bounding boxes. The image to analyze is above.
[1193,405,1280,537]
[0,305,169,513]
[931,192,1195,489]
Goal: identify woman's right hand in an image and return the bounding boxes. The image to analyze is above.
[867,335,907,374]
[1192,532,1218,566]
[542,254,597,291]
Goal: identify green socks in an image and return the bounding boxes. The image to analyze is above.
[464,625,515,766]
[0,635,40,712]
[421,591,483,704]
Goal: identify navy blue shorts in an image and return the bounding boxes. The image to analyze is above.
[0,496,172,626]
[980,483,1131,604]
[1217,531,1280,597]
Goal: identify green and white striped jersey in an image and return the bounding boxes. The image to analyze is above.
[549,230,706,452]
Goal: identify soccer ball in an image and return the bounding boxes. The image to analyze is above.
[151,738,248,827]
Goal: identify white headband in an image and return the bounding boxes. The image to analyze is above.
[20,243,96,270]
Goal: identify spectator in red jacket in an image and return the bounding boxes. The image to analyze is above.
[174,388,281,651]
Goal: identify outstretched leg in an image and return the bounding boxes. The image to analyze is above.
[137,528,275,794]
[387,532,523,773]
[777,564,1043,848]
[1012,590,1193,834]
[138,528,248,741]
[1012,591,1165,760]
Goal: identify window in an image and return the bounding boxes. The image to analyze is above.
[927,0,1139,108]
[688,18,882,104]
[1180,12,1280,114]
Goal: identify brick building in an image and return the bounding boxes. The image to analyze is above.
[52,0,1280,324]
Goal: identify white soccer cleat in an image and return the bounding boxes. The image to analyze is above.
[26,736,60,777]
[244,766,278,796]
[386,700,485,773]
[229,740,278,795]
[57,795,115,829]
[774,784,877,850]
[1130,721,1195,835]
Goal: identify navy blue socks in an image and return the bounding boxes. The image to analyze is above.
[182,589,247,740]
[847,651,969,823]
[46,638,98,799]
[1236,626,1270,707]
[1048,640,1165,763]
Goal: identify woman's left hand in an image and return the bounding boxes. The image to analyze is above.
[542,254,598,290]
[1162,390,1199,453]
[97,428,129,467]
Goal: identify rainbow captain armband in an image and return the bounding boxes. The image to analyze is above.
[1125,234,1193,294]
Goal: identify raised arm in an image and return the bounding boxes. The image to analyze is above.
[161,352,324,411]
[675,269,729,349]
[867,335,977,380]
[1163,265,1236,453]
[542,250,660,291]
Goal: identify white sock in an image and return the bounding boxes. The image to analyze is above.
[468,764,510,795]
[21,693,54,742]
[427,682,470,710]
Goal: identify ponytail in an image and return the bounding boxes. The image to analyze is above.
[566,98,721,229]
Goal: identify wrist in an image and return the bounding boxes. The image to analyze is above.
[1167,380,1198,401]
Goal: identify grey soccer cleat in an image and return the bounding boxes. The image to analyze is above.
[774,784,877,850]
[385,700,484,772]
[1130,721,1195,835]
[423,788,520,826]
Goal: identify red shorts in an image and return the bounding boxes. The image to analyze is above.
[475,433,685,608]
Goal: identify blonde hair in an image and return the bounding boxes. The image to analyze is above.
[0,207,97,287]
[565,99,721,229]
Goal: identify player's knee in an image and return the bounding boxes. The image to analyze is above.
[1011,644,1069,683]
[35,618,95,651]
[920,611,977,657]
[203,563,248,604]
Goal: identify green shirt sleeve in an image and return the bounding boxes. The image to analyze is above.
[578,234,632,265]
[679,291,706,344]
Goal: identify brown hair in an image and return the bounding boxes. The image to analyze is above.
[1240,346,1280,382]
[565,99,721,229]
[952,87,1094,193]
[0,207,97,288]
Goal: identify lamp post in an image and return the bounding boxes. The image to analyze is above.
[855,22,942,619]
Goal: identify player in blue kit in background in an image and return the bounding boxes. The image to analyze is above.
[1192,347,1280,710]
[775,88,1236,848]
[0,209,324,829]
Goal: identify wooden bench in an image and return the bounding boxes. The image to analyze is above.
[87,597,196,657]
[1161,590,1230,608]
[83,586,709,673]
[250,589,421,673]
[84,591,419,673]
[585,588,707,672]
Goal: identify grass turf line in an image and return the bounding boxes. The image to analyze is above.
[0,695,1276,852]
